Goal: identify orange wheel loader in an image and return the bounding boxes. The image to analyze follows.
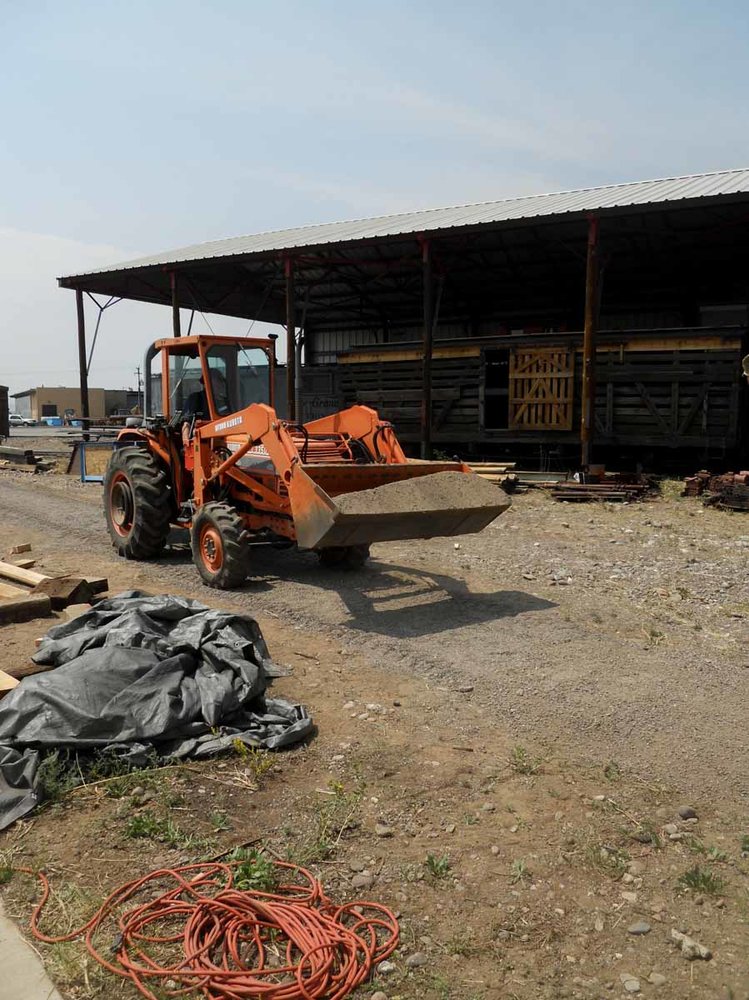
[103,335,510,588]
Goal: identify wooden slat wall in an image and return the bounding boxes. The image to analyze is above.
[595,349,740,446]
[317,340,745,451]
[339,357,481,441]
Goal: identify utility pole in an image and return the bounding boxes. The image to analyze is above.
[420,239,434,460]
[580,216,600,467]
[135,366,143,413]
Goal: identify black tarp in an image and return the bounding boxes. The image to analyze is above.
[0,592,313,831]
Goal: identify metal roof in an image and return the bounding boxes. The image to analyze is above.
[60,167,749,283]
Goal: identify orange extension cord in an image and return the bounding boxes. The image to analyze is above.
[21,859,399,1000]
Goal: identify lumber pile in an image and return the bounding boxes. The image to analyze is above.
[0,669,19,700]
[468,462,516,484]
[468,463,530,495]
[0,543,108,624]
[0,444,56,473]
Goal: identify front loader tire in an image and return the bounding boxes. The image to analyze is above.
[191,503,251,589]
[104,446,172,559]
[318,545,370,570]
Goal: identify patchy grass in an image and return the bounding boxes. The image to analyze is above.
[603,760,622,782]
[425,853,451,879]
[632,818,662,849]
[678,865,725,895]
[687,838,728,862]
[446,930,481,957]
[427,973,452,999]
[124,810,213,852]
[104,771,158,799]
[35,751,81,803]
[27,878,125,999]
[36,748,163,805]
[586,841,630,879]
[509,745,542,776]
[289,777,365,865]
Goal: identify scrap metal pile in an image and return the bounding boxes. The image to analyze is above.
[683,470,749,510]
[551,473,653,503]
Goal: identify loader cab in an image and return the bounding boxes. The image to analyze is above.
[145,335,275,423]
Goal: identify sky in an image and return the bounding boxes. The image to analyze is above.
[1,0,748,398]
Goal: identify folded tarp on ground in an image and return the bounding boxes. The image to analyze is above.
[0,591,313,831]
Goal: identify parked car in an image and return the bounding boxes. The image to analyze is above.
[9,413,37,427]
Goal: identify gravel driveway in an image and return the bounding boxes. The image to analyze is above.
[1,473,747,805]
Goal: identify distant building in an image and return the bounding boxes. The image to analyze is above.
[11,386,140,423]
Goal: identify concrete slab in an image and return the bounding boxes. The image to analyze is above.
[0,897,63,1000]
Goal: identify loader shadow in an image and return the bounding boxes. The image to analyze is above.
[162,534,554,638]
[333,562,555,638]
[253,550,556,638]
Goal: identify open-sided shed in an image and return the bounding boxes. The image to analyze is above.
[59,168,749,465]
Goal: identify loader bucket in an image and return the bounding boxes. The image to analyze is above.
[288,463,511,550]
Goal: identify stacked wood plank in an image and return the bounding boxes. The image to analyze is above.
[468,462,516,483]
[0,547,107,624]
[0,445,59,473]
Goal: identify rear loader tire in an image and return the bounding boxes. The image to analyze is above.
[318,545,370,570]
[191,503,251,589]
[104,446,172,559]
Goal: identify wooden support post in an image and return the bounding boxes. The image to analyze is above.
[580,216,600,467]
[75,288,90,437]
[420,239,433,460]
[285,256,296,421]
[170,272,181,337]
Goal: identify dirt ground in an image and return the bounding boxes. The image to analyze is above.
[0,469,748,1000]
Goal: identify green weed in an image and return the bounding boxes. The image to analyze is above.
[587,843,630,879]
[678,865,725,895]
[510,858,531,884]
[428,973,451,1000]
[509,745,542,776]
[290,778,365,865]
[228,847,279,893]
[687,839,728,862]
[104,770,158,799]
[37,748,161,804]
[210,811,230,832]
[446,931,480,957]
[425,853,451,879]
[634,819,662,849]
[232,741,275,787]
[36,751,80,802]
